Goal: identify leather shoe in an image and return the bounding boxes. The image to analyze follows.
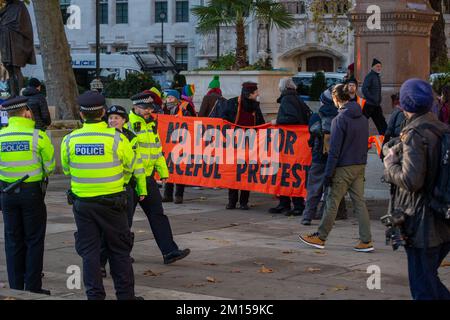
[164,248,191,265]
[226,203,236,210]
[134,296,145,300]
[285,208,304,216]
[30,288,51,296]
[268,205,290,214]
[239,204,250,210]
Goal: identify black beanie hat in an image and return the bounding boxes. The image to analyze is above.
[372,58,382,67]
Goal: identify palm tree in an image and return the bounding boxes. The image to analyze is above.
[192,0,294,69]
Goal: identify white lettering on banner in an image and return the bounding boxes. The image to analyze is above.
[366,265,381,290]
[66,265,81,290]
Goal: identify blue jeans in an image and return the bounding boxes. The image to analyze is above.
[405,242,450,300]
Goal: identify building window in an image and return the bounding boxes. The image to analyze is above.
[116,0,128,24]
[152,46,166,57]
[175,46,188,70]
[176,1,189,23]
[282,1,306,15]
[60,0,71,25]
[99,0,108,24]
[155,1,168,23]
[113,45,128,53]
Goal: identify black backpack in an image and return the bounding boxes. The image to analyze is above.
[208,97,228,118]
[416,123,450,223]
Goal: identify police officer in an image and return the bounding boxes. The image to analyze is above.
[61,91,141,300]
[100,105,147,276]
[0,96,55,294]
[128,90,190,264]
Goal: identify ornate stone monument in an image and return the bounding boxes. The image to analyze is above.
[349,0,438,110]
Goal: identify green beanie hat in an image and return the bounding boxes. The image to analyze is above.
[208,75,221,89]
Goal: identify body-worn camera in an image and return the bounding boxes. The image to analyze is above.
[380,214,406,251]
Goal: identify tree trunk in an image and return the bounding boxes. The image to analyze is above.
[429,0,448,70]
[32,0,79,120]
[235,17,247,69]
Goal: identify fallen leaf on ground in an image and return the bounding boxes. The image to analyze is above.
[204,237,217,241]
[330,285,348,292]
[142,270,161,277]
[206,276,218,283]
[441,261,450,267]
[253,261,265,266]
[306,267,321,273]
[282,250,294,254]
[230,269,241,273]
[203,262,217,266]
[259,266,274,273]
[313,250,327,255]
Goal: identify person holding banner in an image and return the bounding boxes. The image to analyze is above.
[222,82,266,210]
[127,90,191,264]
[162,89,196,204]
[299,84,373,252]
[269,78,309,216]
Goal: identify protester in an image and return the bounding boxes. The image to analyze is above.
[199,75,223,117]
[22,78,51,130]
[299,84,372,252]
[382,79,450,300]
[438,85,450,125]
[362,58,388,134]
[221,82,265,210]
[162,89,196,204]
[384,93,406,144]
[181,84,197,115]
[343,63,354,82]
[346,78,366,109]
[268,78,309,216]
[301,88,347,225]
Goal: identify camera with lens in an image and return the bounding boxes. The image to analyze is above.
[380,213,406,251]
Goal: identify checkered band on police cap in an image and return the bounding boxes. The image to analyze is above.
[77,90,106,112]
[0,96,29,112]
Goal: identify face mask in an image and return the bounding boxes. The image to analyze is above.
[166,102,177,110]
[256,96,261,102]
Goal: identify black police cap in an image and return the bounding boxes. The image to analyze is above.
[106,105,129,122]
[130,91,156,109]
[0,96,29,112]
[77,90,105,111]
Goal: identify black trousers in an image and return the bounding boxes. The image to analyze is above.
[101,184,135,267]
[363,103,387,135]
[73,194,135,300]
[279,196,305,210]
[132,176,178,255]
[1,184,46,292]
[228,189,250,206]
[164,183,185,198]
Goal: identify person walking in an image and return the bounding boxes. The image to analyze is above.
[362,58,388,135]
[299,84,373,252]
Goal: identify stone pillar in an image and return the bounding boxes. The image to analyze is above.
[349,0,438,111]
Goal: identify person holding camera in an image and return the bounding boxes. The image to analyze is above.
[383,79,450,300]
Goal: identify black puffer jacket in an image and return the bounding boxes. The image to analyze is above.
[22,86,51,130]
[362,70,382,106]
[276,89,309,125]
[383,112,450,248]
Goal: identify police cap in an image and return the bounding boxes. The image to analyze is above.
[77,90,105,112]
[130,90,158,109]
[0,96,29,112]
[106,105,129,122]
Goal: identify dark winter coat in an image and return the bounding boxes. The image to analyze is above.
[22,86,51,130]
[308,103,339,164]
[199,92,221,117]
[324,101,369,178]
[362,70,382,106]
[385,107,406,140]
[0,0,36,67]
[276,89,309,125]
[383,112,450,248]
[221,96,265,126]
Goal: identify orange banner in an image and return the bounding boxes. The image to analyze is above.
[156,115,312,197]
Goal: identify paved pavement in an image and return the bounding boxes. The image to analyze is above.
[0,153,448,300]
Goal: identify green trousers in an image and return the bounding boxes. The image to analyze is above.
[318,165,372,243]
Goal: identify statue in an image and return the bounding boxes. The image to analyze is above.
[0,0,36,97]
